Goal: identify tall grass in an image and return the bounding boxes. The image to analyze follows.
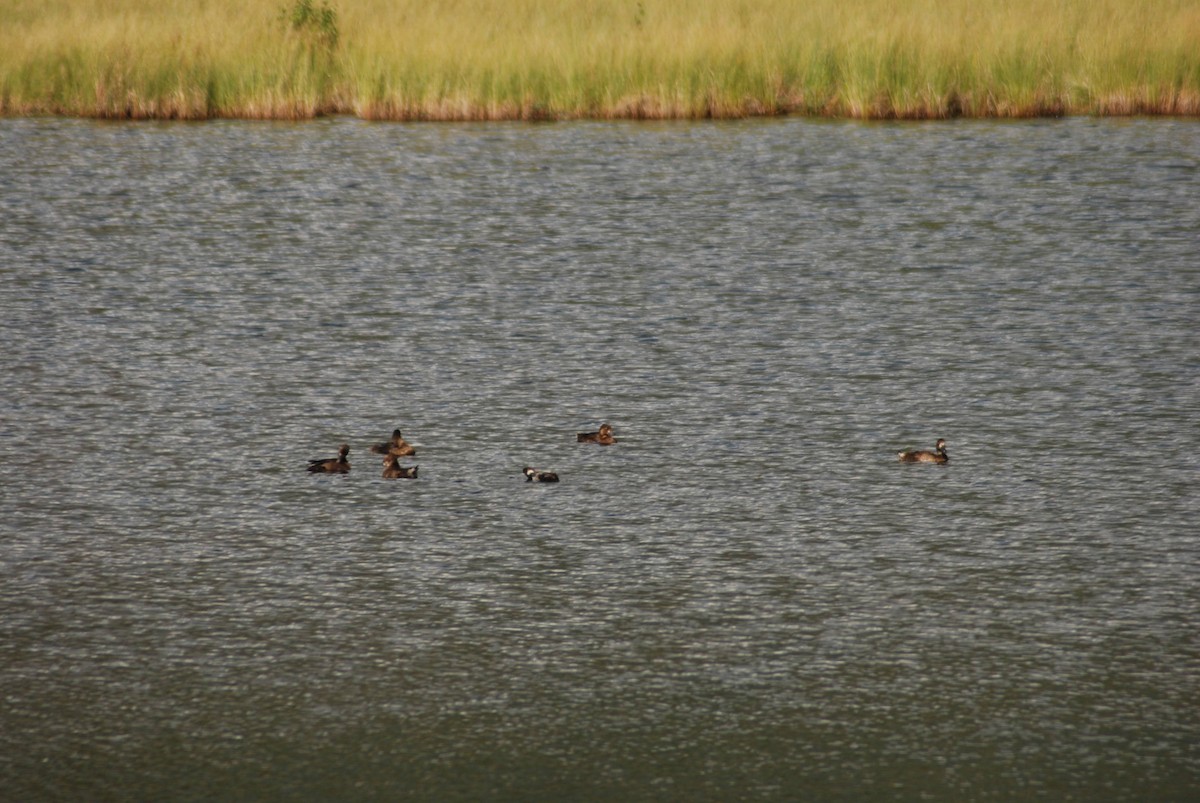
[2,0,1198,120]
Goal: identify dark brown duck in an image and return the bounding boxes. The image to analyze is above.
[382,453,418,479]
[308,444,351,473]
[523,467,560,483]
[370,428,416,457]
[897,438,948,464]
[576,423,616,445]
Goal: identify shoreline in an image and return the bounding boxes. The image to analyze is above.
[4,94,1199,122]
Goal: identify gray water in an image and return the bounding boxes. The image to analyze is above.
[1,117,1197,801]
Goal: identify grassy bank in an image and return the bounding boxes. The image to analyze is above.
[2,0,1199,120]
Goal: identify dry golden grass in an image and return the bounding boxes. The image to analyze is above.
[2,0,1198,119]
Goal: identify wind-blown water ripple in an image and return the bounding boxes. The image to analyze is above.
[1,117,1197,800]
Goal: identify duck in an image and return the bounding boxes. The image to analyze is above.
[523,466,560,483]
[307,444,351,473]
[897,438,948,464]
[370,428,415,457]
[576,423,617,445]
[382,453,418,479]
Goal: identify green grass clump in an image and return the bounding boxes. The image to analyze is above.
[2,0,1198,119]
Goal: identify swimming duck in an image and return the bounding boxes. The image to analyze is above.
[897,438,948,464]
[576,423,616,445]
[523,467,560,483]
[382,453,418,479]
[370,428,415,457]
[307,444,351,473]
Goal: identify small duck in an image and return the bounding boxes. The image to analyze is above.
[897,438,948,464]
[307,444,350,473]
[370,428,415,457]
[576,423,617,445]
[382,453,418,479]
[523,466,560,483]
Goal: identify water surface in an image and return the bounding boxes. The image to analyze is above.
[1,117,1198,800]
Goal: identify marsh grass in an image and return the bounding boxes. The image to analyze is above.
[2,0,1198,120]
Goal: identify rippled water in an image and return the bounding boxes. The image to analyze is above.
[1,117,1198,800]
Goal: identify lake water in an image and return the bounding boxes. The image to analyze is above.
[1,116,1197,800]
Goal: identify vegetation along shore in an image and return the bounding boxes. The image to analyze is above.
[3,0,1198,121]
